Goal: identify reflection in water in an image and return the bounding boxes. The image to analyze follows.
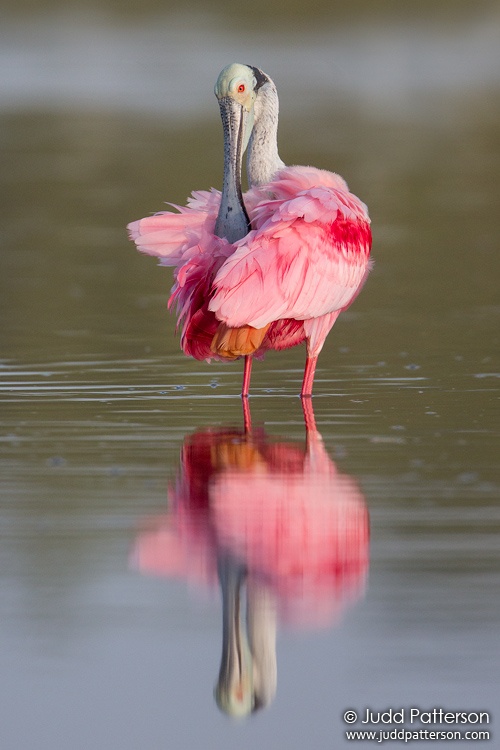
[132,401,369,716]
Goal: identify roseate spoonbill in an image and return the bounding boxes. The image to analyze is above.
[132,402,369,715]
[128,63,372,396]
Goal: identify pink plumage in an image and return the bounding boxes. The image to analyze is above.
[128,64,373,395]
[210,166,371,354]
[127,165,372,385]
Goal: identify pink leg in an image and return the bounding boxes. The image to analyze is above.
[241,396,252,434]
[241,355,253,398]
[301,356,318,397]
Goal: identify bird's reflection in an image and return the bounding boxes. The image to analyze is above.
[132,400,369,717]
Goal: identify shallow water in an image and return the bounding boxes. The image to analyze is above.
[1,3,499,748]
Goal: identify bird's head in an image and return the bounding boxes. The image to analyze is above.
[213,64,272,242]
[214,63,270,155]
[215,63,259,110]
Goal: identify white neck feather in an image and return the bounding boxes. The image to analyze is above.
[246,81,285,187]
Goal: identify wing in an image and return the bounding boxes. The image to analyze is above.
[127,185,263,266]
[127,188,221,266]
[169,235,234,361]
[128,188,234,360]
[209,177,372,329]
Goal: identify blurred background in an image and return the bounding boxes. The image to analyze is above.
[1,0,499,363]
[0,1,499,748]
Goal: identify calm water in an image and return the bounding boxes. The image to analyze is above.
[1,3,499,748]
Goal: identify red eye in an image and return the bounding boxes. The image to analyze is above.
[237,83,245,93]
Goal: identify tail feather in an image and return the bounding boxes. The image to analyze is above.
[211,323,270,359]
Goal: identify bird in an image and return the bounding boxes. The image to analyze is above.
[128,63,372,396]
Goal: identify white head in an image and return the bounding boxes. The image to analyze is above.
[214,63,271,152]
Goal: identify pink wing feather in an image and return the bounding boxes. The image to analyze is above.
[127,165,372,362]
[127,188,221,264]
[209,166,372,334]
[127,189,229,360]
[127,186,263,361]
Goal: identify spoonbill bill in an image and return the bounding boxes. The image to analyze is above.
[128,64,372,396]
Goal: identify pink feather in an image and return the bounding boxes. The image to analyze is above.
[127,165,372,368]
[210,166,372,357]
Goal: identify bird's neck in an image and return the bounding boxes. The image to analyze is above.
[247,83,285,187]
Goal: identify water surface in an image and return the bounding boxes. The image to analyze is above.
[0,4,499,748]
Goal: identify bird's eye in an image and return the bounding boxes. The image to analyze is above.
[237,83,245,93]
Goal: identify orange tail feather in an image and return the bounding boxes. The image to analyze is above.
[211,323,270,359]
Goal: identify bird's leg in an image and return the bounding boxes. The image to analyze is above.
[242,355,253,398]
[301,356,318,397]
[242,396,252,434]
